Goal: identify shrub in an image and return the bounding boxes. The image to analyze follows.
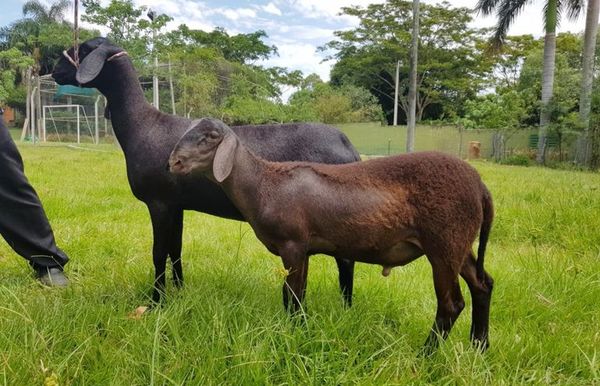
[498,154,532,166]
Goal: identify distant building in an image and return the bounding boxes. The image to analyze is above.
[1,106,16,124]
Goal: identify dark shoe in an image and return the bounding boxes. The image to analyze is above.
[36,267,69,287]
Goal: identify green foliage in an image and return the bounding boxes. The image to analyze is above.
[81,0,172,71]
[477,0,583,45]
[0,48,34,105]
[0,0,99,75]
[323,0,492,123]
[172,26,277,64]
[223,96,286,125]
[518,39,582,126]
[487,34,542,91]
[498,154,533,166]
[461,91,527,130]
[287,76,383,124]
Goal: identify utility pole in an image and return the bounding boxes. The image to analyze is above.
[168,59,176,114]
[406,0,420,153]
[148,10,159,110]
[393,60,400,126]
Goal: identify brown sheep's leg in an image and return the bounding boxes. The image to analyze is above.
[335,258,354,307]
[460,252,494,351]
[422,261,465,355]
[169,209,184,289]
[280,244,309,314]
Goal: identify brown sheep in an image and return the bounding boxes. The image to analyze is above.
[169,118,495,353]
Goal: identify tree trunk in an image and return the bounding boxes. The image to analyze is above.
[579,0,600,128]
[536,0,557,164]
[590,121,600,170]
[580,0,600,167]
[406,0,420,153]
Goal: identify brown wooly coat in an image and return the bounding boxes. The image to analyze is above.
[169,118,495,352]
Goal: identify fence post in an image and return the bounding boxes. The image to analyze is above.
[77,107,80,144]
[458,125,463,158]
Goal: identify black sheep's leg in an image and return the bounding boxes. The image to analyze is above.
[335,258,355,307]
[148,202,172,304]
[169,209,184,289]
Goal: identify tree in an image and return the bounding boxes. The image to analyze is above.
[22,0,71,23]
[462,91,527,130]
[82,0,172,70]
[0,0,87,75]
[287,75,383,124]
[517,42,582,125]
[579,0,600,132]
[322,0,491,124]
[476,0,584,164]
[0,48,34,105]
[487,35,541,91]
[172,26,278,64]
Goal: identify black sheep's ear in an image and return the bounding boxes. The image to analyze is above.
[76,43,116,84]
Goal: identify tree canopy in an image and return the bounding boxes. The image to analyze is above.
[321,0,493,123]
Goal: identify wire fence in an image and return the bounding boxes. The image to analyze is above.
[338,122,586,163]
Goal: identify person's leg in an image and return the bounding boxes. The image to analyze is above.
[0,118,69,285]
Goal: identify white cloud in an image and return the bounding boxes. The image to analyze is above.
[262,2,282,16]
[261,41,332,81]
[287,0,385,23]
[218,7,257,21]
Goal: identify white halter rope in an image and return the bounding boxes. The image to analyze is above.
[62,50,79,68]
[62,50,129,68]
[107,51,129,62]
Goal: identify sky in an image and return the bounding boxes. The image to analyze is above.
[0,0,589,82]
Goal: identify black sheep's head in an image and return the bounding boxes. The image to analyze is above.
[52,37,124,87]
[169,118,238,182]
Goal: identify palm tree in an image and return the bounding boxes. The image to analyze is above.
[579,0,599,129]
[476,0,584,164]
[23,0,71,23]
[0,0,72,74]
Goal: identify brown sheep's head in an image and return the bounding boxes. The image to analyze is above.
[169,118,238,182]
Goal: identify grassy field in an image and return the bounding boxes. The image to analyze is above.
[0,142,599,385]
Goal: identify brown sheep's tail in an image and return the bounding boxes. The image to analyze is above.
[477,187,494,281]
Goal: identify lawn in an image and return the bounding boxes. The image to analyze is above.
[0,142,599,385]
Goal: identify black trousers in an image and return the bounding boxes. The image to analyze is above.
[0,117,69,270]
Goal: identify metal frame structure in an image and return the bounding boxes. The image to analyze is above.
[23,73,110,144]
[42,104,96,144]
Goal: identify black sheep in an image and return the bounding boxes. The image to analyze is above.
[52,37,360,303]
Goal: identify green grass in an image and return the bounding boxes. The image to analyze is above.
[0,143,599,385]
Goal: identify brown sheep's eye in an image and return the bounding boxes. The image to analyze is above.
[208,131,220,139]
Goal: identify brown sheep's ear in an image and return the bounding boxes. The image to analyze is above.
[75,43,115,84]
[213,134,237,182]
